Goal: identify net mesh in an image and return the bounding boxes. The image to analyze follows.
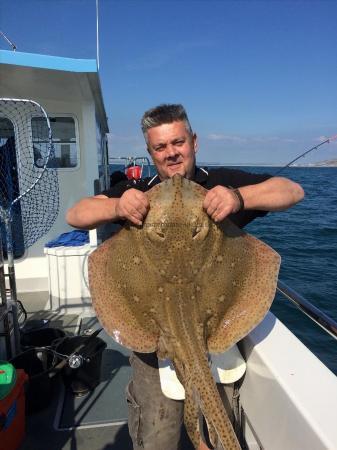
[0,99,59,255]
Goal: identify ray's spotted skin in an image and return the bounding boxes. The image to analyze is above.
[88,174,281,450]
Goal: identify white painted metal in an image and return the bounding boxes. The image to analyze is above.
[0,56,108,292]
[240,312,337,450]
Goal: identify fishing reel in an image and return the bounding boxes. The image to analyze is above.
[68,353,90,369]
[66,327,97,369]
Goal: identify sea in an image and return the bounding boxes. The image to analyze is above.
[244,166,337,376]
[110,164,337,374]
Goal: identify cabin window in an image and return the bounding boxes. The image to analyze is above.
[31,116,79,169]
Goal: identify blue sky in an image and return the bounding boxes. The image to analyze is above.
[1,0,337,165]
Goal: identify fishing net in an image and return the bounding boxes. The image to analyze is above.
[0,98,59,256]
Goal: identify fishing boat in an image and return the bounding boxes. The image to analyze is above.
[0,49,336,450]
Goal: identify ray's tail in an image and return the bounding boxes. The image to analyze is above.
[165,288,242,449]
[173,344,241,450]
[190,350,241,450]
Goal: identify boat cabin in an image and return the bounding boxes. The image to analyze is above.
[0,49,109,295]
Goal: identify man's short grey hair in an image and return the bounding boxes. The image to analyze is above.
[141,104,193,144]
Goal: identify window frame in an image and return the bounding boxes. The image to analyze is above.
[31,113,80,172]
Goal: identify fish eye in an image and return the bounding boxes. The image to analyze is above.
[191,221,209,241]
[147,225,166,242]
[192,225,202,239]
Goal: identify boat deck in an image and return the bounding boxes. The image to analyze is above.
[16,292,194,450]
[17,291,133,450]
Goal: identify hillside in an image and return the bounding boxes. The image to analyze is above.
[309,159,337,167]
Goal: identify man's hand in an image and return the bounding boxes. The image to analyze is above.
[203,186,241,222]
[115,189,150,226]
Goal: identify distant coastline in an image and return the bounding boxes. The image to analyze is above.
[199,160,337,168]
[199,162,283,167]
[109,160,337,170]
[298,159,337,167]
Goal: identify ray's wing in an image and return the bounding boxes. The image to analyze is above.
[197,220,281,353]
[88,229,162,352]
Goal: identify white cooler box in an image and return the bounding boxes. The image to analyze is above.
[44,243,96,313]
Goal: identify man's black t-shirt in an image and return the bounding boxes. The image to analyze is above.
[103,166,272,229]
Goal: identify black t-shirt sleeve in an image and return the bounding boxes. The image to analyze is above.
[209,167,271,189]
[102,178,151,198]
[229,207,267,228]
[102,180,130,198]
[207,168,272,228]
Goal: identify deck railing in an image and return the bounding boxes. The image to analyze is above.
[277,280,337,341]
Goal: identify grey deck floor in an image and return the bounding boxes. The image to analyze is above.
[16,292,133,450]
[15,293,194,450]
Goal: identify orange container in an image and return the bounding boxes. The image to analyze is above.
[125,165,142,180]
[0,369,28,450]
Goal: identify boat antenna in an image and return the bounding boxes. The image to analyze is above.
[96,0,100,70]
[274,133,337,175]
[0,30,17,51]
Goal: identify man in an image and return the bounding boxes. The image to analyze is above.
[66,104,304,450]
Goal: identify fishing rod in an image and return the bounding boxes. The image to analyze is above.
[0,30,17,51]
[274,134,337,175]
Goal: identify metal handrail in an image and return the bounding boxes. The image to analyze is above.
[277,280,337,341]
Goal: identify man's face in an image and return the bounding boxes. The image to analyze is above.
[146,121,197,181]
